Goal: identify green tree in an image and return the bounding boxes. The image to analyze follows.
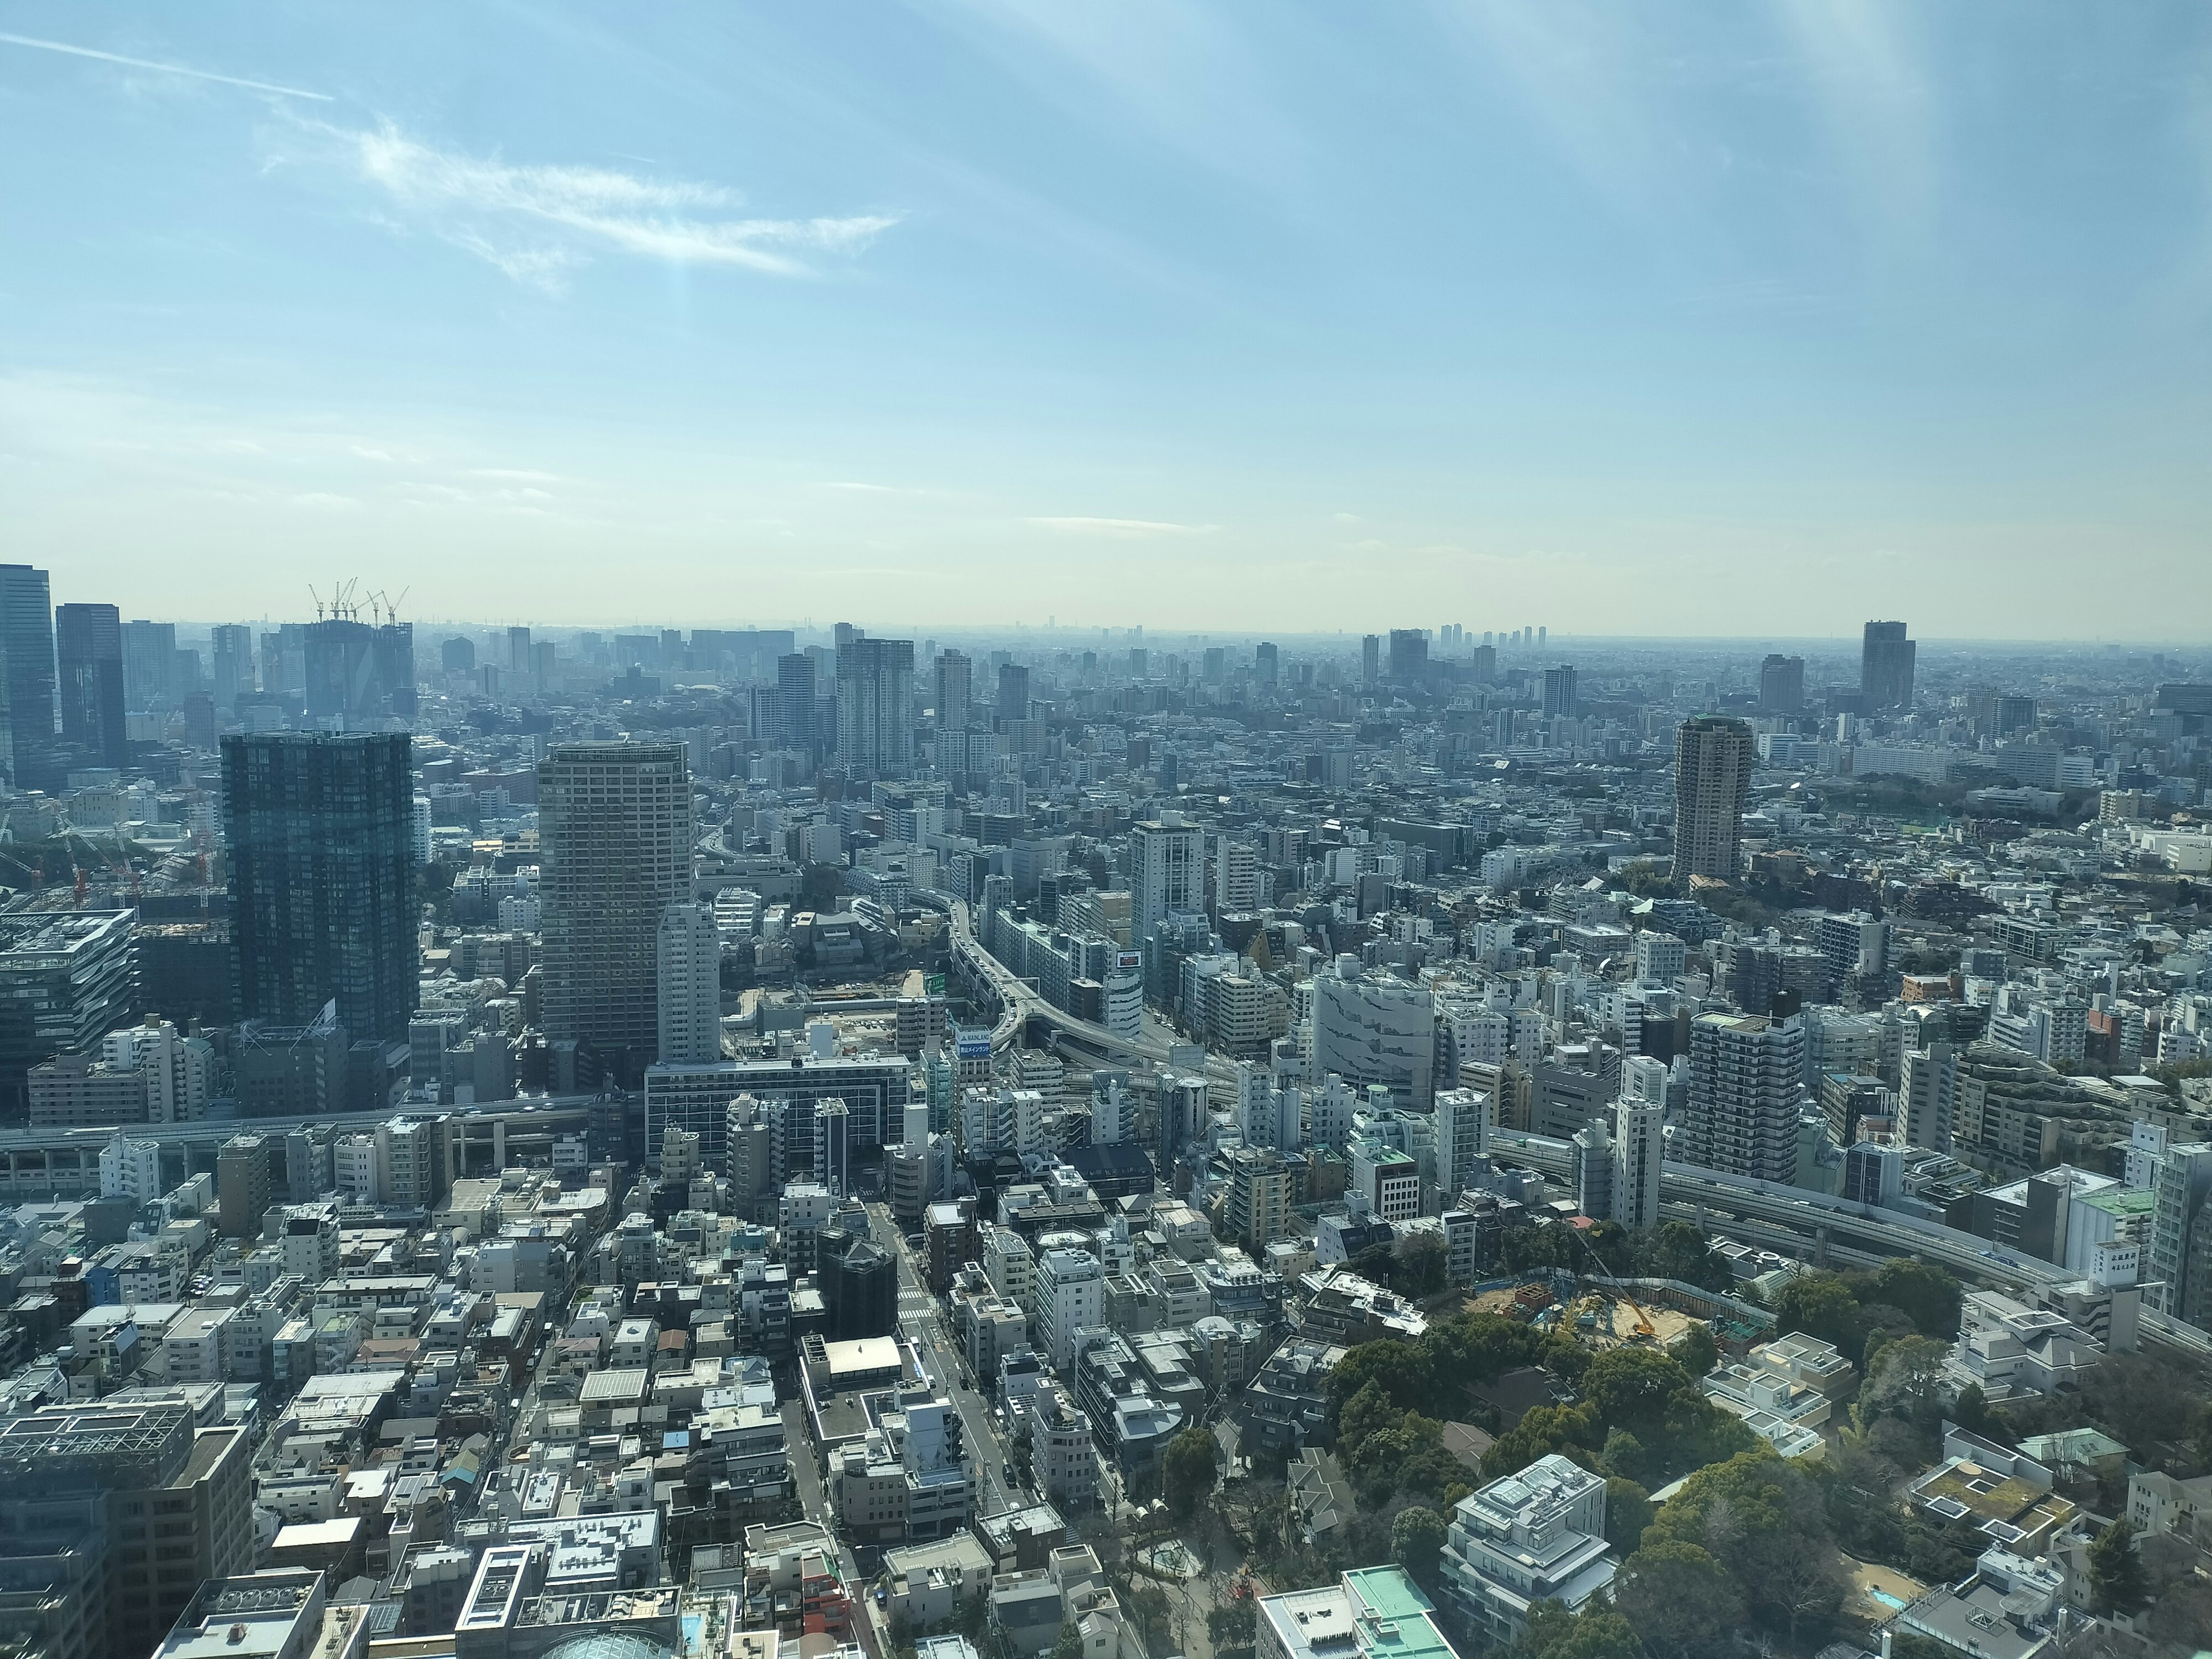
[1050,1623,1085,1659]
[1336,1380,1407,1462]
[1512,1602,1643,1659]
[1855,1336,1950,1445]
[1770,1272,1863,1355]
[1604,1476,1654,1554]
[1667,1322,1719,1377]
[1950,1384,2007,1444]
[1327,1339,1438,1421]
[2089,1517,2149,1618]
[1613,1540,1741,1657]
[1645,1451,1844,1635]
[1206,1600,1256,1657]
[1396,1232,1449,1298]
[1391,1506,1449,1594]
[1581,1346,1694,1432]
[1162,1425,1216,1518]
[1869,1259,1961,1338]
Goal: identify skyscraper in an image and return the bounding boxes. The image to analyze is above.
[539,741,694,1077]
[1683,1012,1803,1183]
[1861,620,1916,710]
[834,634,915,774]
[303,619,415,722]
[56,601,126,770]
[775,651,816,751]
[1612,1096,1665,1229]
[1541,665,1577,719]
[1387,628,1427,682]
[1361,634,1380,683]
[934,649,972,730]
[1130,812,1205,937]
[1672,715,1755,881]
[0,565,54,790]
[210,623,255,710]
[224,733,418,1042]
[1255,641,1279,685]
[1758,653,1805,714]
[657,901,722,1065]
[996,661,1030,724]
[122,619,177,711]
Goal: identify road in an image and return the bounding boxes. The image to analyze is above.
[870,1202,1022,1517]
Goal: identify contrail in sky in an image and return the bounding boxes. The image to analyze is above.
[0,31,331,100]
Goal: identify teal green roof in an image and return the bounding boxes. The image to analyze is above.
[1343,1567,1457,1659]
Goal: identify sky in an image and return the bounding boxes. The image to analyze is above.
[3,3,2211,640]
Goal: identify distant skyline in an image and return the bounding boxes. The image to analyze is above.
[5,5,2212,639]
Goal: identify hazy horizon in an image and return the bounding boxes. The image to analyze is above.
[6,4,2212,639]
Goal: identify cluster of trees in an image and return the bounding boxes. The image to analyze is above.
[1615,1451,1848,1647]
[1497,1220,1739,1294]
[1327,1310,1560,1510]
[1348,1230,1450,1300]
[1766,1259,1962,1369]
[1479,1340,1760,1494]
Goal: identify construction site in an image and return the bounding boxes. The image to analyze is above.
[1465,1279,1709,1354]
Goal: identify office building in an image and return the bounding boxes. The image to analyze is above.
[302,618,415,722]
[1036,1247,1105,1372]
[1612,1096,1664,1230]
[834,635,915,775]
[1438,1454,1614,1646]
[1672,715,1754,881]
[0,910,139,1118]
[1386,629,1427,682]
[1361,634,1380,683]
[1225,1147,1294,1252]
[224,733,418,1043]
[1256,1569,1457,1659]
[1541,665,1577,719]
[1130,814,1205,938]
[1861,620,1917,710]
[0,565,54,790]
[209,624,255,711]
[934,649,972,731]
[775,652,817,752]
[122,619,179,711]
[0,1401,252,1659]
[1435,1086,1491,1201]
[539,741,694,1078]
[1759,653,1805,714]
[56,602,127,772]
[1312,956,1434,1105]
[996,662,1029,724]
[1683,1012,1804,1183]
[657,902,722,1065]
[149,1570,329,1659]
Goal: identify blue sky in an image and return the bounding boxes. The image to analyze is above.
[3,3,2210,638]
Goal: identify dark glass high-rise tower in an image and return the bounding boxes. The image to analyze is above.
[224,733,419,1042]
[56,601,126,771]
[0,565,55,790]
[1861,620,1916,710]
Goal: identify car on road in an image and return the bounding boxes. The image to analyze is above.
[1002,1461,1016,1485]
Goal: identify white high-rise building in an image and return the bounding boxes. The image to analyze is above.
[1435,1087,1491,1203]
[1130,813,1205,938]
[1899,1043,1957,1152]
[1214,835,1260,915]
[1312,956,1434,1105]
[1090,1070,1132,1144]
[103,1019,211,1123]
[99,1132,162,1204]
[657,902,722,1065]
[1612,1097,1664,1229]
[1634,933,1686,986]
[1036,1247,1104,1372]
[1683,1012,1804,1183]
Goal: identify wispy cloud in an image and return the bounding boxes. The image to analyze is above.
[278,118,899,290]
[0,31,329,100]
[1027,516,1217,537]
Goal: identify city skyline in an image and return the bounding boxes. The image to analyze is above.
[6,5,2212,637]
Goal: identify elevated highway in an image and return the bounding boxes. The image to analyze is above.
[1491,1128,2211,1361]
[940,897,1243,1092]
